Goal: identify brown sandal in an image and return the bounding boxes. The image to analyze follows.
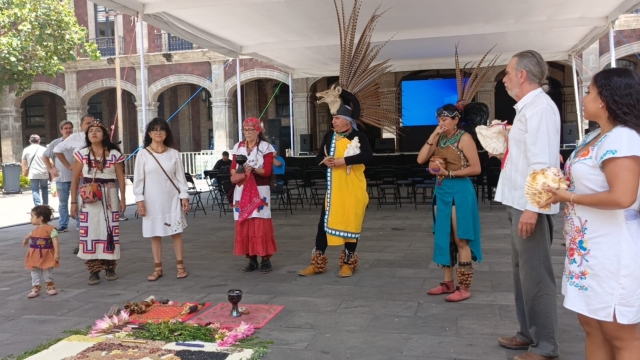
[148,262,163,281]
[176,260,188,279]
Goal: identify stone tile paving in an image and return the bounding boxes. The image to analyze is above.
[0,199,584,359]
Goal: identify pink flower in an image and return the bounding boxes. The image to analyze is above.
[216,322,255,347]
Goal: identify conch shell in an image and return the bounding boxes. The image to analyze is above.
[525,167,568,211]
[476,120,510,155]
[344,136,361,174]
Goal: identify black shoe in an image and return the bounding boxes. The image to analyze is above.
[88,272,101,285]
[243,257,259,272]
[73,247,79,255]
[104,270,118,281]
[260,258,272,273]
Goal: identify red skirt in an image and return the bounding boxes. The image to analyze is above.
[234,218,278,257]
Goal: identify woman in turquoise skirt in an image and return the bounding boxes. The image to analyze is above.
[417,104,482,302]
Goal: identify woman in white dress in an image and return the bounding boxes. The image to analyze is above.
[70,121,125,285]
[133,118,190,281]
[544,67,640,359]
[230,117,278,273]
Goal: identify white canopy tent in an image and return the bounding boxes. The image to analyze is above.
[94,0,639,146]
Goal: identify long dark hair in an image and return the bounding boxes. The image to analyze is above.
[593,67,640,134]
[83,123,121,171]
[143,117,175,147]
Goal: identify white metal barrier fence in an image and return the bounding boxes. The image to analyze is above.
[122,150,230,177]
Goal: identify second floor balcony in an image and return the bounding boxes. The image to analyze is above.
[90,37,125,57]
[154,33,198,53]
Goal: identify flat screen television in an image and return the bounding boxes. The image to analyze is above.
[401,78,458,126]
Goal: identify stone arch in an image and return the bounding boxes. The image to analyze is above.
[599,42,640,70]
[78,79,137,106]
[149,74,211,103]
[10,83,67,108]
[224,69,290,97]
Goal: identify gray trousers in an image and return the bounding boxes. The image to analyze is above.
[506,206,559,357]
[31,267,54,286]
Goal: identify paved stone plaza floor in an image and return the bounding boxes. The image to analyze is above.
[0,195,585,359]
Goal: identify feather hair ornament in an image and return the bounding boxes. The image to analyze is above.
[315,0,400,133]
[454,43,500,113]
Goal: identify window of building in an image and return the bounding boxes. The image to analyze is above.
[24,95,45,128]
[95,5,115,38]
[274,83,290,118]
[88,94,103,121]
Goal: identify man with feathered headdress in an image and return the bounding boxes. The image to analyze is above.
[298,0,399,278]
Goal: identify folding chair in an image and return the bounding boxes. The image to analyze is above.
[185,173,206,216]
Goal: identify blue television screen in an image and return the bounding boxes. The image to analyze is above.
[401,79,459,126]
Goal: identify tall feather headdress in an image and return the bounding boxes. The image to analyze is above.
[315,0,399,133]
[450,44,500,129]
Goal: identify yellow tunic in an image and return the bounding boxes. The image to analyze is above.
[324,133,369,245]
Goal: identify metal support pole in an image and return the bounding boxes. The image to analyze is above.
[571,54,583,142]
[236,58,243,142]
[610,26,616,68]
[137,16,148,145]
[113,14,124,146]
[289,73,294,156]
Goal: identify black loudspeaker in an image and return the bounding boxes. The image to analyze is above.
[299,134,312,153]
[562,123,578,145]
[375,138,395,153]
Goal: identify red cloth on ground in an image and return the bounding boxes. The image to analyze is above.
[234,218,277,256]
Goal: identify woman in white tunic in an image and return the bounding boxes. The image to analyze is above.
[544,68,640,359]
[133,118,190,281]
[70,121,126,285]
[230,117,277,273]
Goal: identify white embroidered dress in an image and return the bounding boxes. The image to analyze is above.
[133,148,190,237]
[562,126,640,324]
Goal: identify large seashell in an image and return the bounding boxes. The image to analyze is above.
[476,120,510,155]
[525,167,568,211]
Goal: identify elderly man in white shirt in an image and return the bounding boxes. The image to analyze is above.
[494,51,561,360]
[53,114,95,168]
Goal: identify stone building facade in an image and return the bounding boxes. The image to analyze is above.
[0,2,636,162]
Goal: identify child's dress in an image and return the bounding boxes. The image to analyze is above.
[25,225,59,291]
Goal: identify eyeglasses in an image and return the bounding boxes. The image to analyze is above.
[242,128,257,133]
[150,129,167,133]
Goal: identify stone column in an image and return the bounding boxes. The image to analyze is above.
[243,81,259,119]
[0,106,23,163]
[177,85,193,152]
[209,61,233,151]
[291,78,314,155]
[212,97,235,151]
[64,105,88,131]
[134,65,150,147]
[63,67,82,130]
[265,80,277,120]
[477,82,497,121]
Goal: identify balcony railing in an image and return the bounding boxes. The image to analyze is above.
[90,37,124,57]
[154,33,197,53]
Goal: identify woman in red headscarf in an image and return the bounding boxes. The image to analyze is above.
[230,118,278,273]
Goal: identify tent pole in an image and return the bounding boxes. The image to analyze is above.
[289,73,294,156]
[236,58,243,142]
[137,15,147,146]
[113,14,124,145]
[609,26,616,68]
[571,54,583,142]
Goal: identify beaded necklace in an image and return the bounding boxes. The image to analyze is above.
[335,128,353,140]
[438,130,464,148]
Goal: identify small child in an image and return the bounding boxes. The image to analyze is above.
[23,205,60,298]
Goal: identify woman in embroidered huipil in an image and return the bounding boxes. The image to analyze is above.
[133,118,191,281]
[417,104,482,302]
[24,205,59,298]
[70,121,125,285]
[230,118,278,273]
[543,68,640,358]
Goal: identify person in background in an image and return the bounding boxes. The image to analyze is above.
[272,145,285,176]
[21,135,49,206]
[43,120,75,232]
[23,205,59,298]
[213,151,232,173]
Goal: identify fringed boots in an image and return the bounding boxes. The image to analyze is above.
[102,260,118,281]
[86,260,102,285]
[445,262,473,302]
[338,249,358,278]
[299,249,328,276]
